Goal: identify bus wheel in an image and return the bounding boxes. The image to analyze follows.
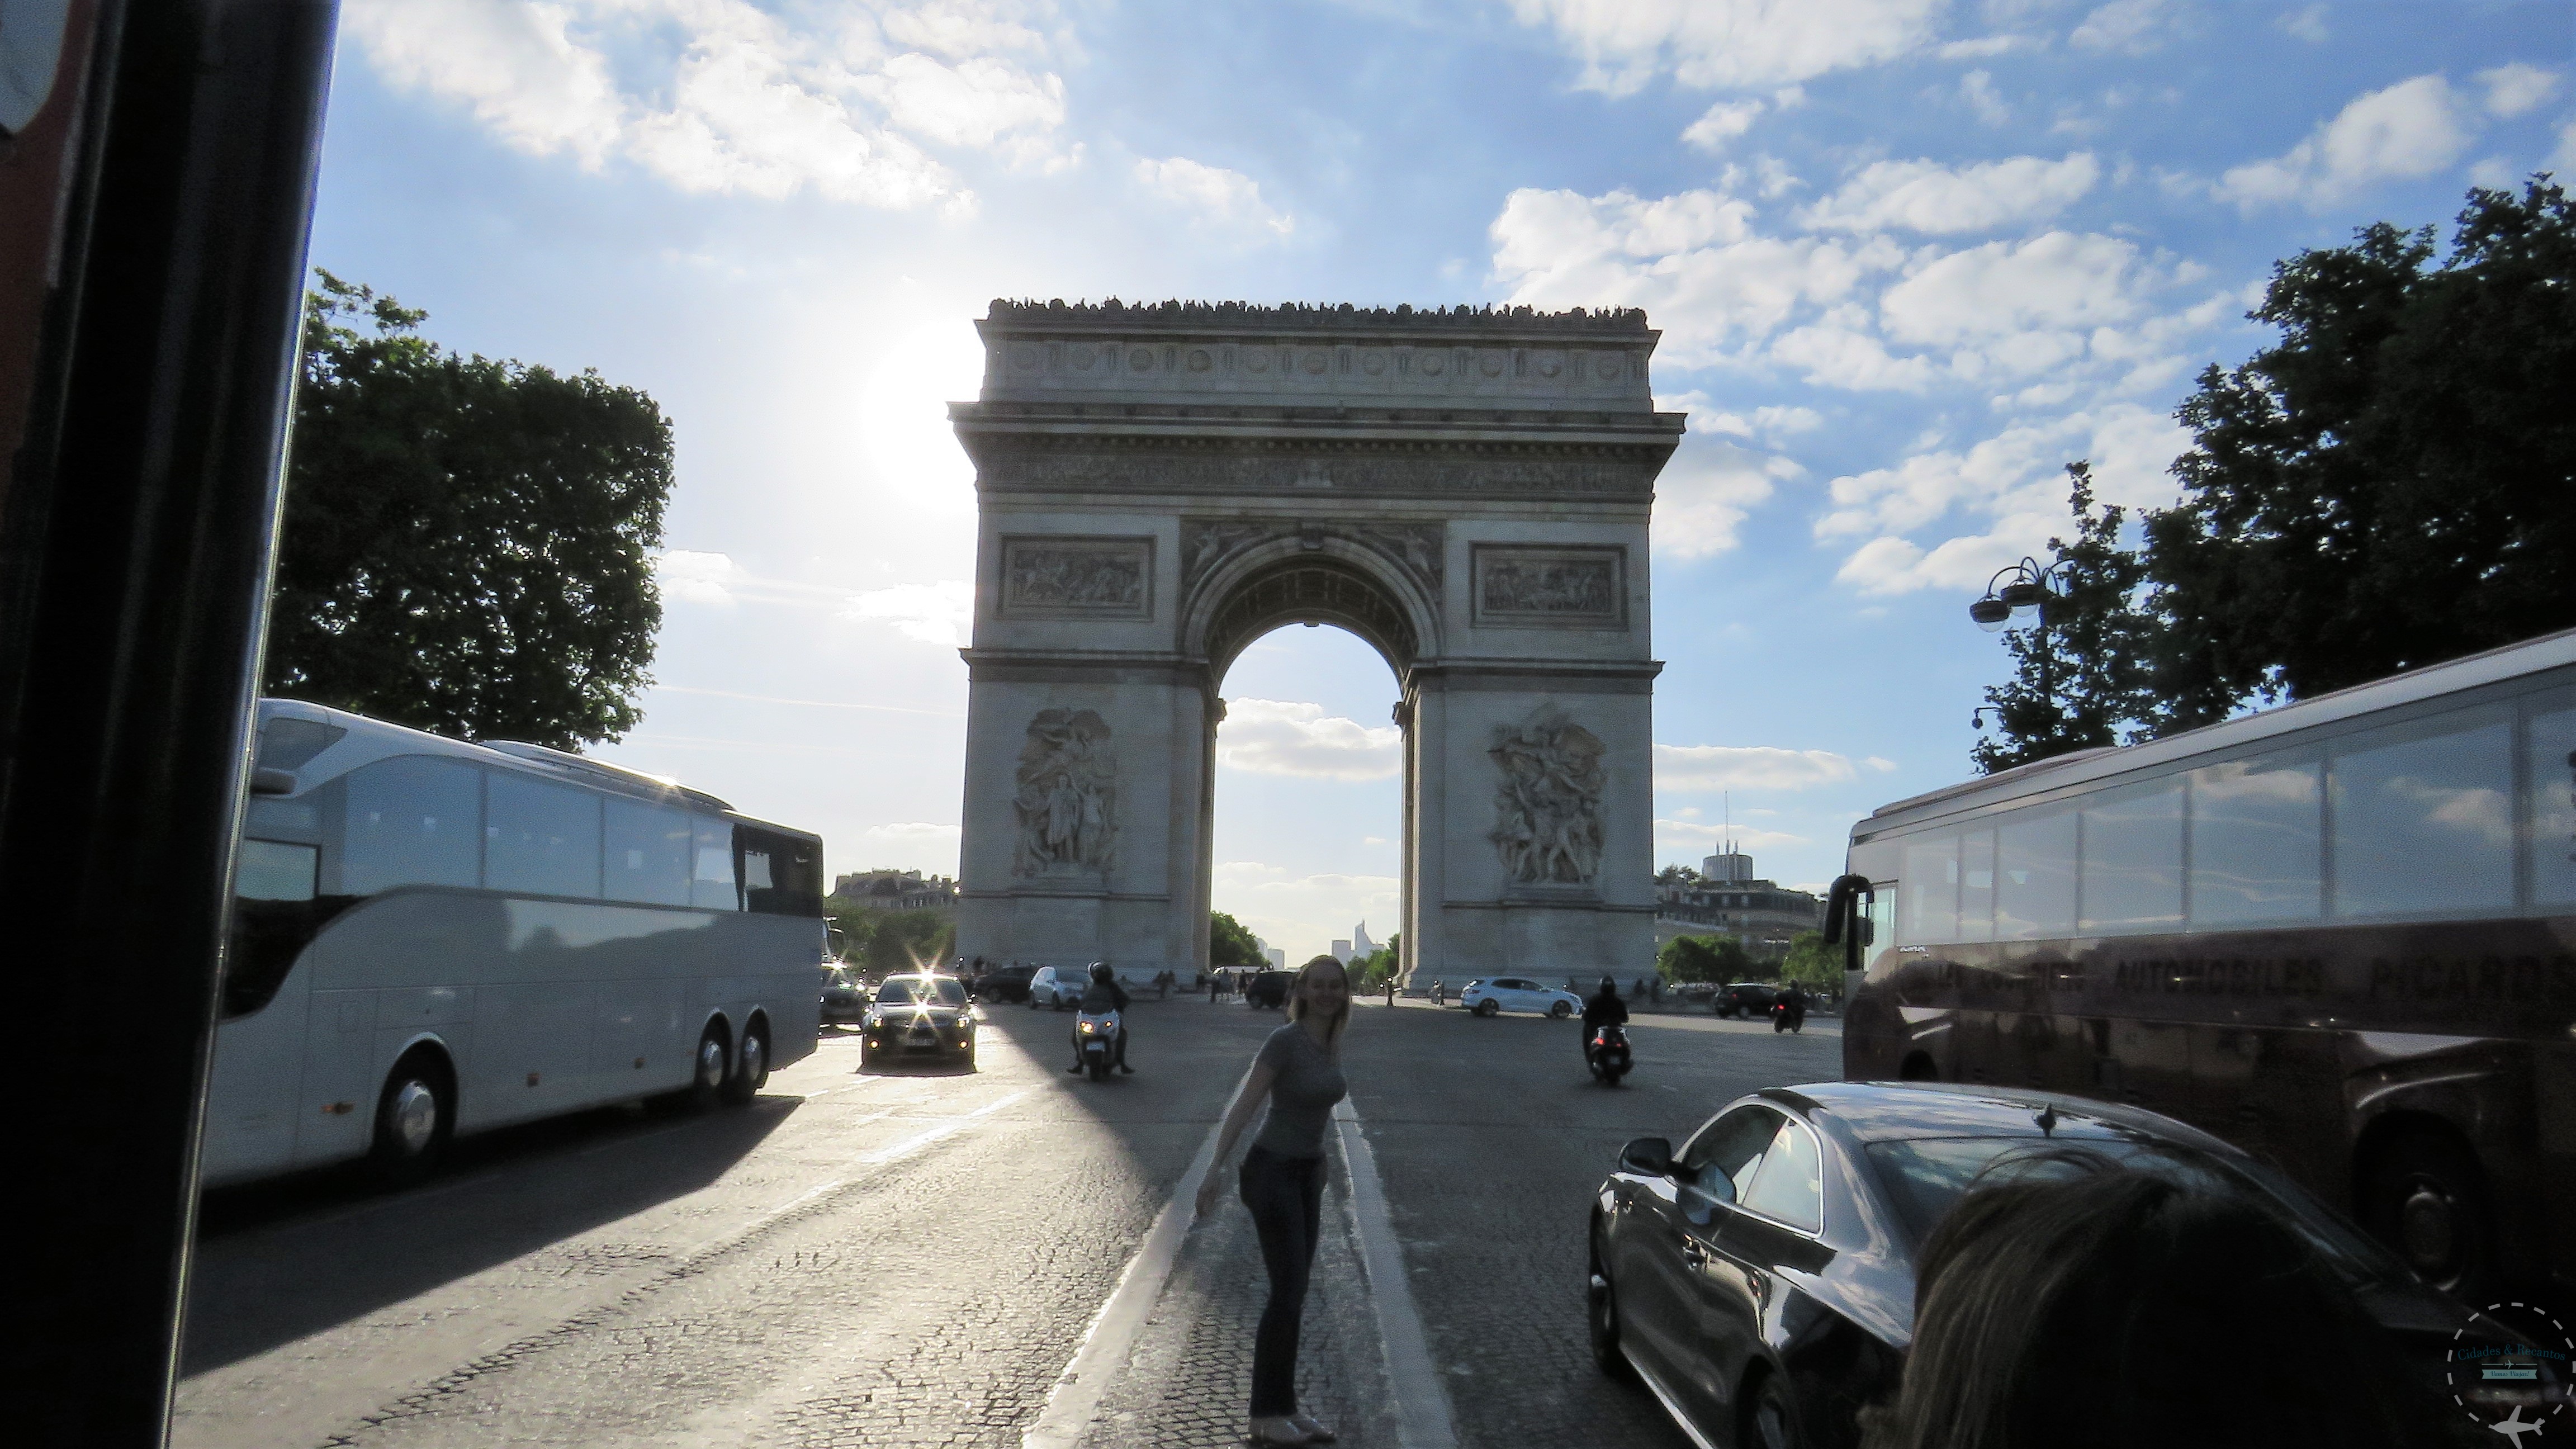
[368,1051,452,1187]
[688,1026,728,1109]
[2361,1130,2493,1297]
[1899,1053,1938,1082]
[723,1026,769,1105]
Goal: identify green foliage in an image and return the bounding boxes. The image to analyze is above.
[1974,181,2576,769]
[1970,463,2158,775]
[1778,931,1843,988]
[1656,934,1753,984]
[1208,911,1264,968]
[267,271,673,747]
[825,899,955,975]
[1351,932,1403,991]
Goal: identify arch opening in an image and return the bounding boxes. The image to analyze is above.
[1201,555,1420,684]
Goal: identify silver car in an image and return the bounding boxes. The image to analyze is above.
[1027,964,1090,1010]
[1459,976,1583,1018]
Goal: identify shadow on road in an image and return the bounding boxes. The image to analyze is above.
[183,1092,798,1375]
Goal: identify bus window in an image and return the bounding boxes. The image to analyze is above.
[485,772,603,899]
[2526,695,2576,910]
[2329,707,2511,918]
[691,817,736,909]
[604,799,691,906]
[1902,835,1959,943]
[2187,749,2321,926]
[2078,776,2182,934]
[340,756,481,894]
[1958,829,1995,941]
[738,826,823,916]
[236,839,317,901]
[1864,885,1897,966]
[1995,807,2076,939]
[254,717,344,771]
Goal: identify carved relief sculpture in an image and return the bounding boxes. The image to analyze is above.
[1473,546,1625,626]
[1001,537,1152,617]
[1014,708,1117,875]
[1489,705,1606,887]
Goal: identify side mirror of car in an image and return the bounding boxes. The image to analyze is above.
[1618,1137,1673,1176]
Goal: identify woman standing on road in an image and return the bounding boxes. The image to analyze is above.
[1194,954,1351,1447]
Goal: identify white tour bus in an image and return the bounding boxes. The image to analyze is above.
[1834,625,2576,1298]
[205,699,827,1186]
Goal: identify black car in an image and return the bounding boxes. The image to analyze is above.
[1245,969,1295,1009]
[971,964,1034,1003]
[1712,981,1781,1018]
[820,966,869,1026]
[859,974,976,1068]
[1589,1081,2520,1449]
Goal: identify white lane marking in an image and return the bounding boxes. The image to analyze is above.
[1021,1071,1246,1449]
[1333,1099,1460,1449]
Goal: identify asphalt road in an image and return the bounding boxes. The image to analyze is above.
[175,996,1843,1449]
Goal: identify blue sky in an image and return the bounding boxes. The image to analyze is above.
[306,0,2572,962]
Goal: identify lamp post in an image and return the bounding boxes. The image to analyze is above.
[1968,557,2075,742]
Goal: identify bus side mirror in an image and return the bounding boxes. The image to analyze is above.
[1824,875,1873,973]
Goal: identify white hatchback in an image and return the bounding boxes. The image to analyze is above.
[1027,965,1091,1010]
[1459,977,1583,1019]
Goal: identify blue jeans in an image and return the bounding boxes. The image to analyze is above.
[1239,1144,1325,1418]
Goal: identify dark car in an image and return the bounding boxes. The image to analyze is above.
[1589,1082,2523,1449]
[1712,981,1781,1018]
[972,964,1034,1003]
[859,974,977,1069]
[820,966,869,1026]
[1245,969,1295,1009]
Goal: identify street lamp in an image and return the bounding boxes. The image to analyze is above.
[1969,557,2070,632]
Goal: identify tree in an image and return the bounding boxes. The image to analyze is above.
[823,899,955,974]
[1656,934,1751,984]
[2144,179,2576,728]
[1779,931,1842,988]
[1969,463,2158,774]
[267,271,674,747]
[1349,932,1404,990]
[1209,911,1264,968]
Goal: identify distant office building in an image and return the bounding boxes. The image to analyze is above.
[1352,921,1377,958]
[1656,847,1821,958]
[1265,947,1286,969]
[1331,939,1352,963]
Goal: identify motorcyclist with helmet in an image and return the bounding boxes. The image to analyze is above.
[1071,962,1134,1074]
[1581,976,1628,1070]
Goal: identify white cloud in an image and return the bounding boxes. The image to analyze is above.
[1211,861,1400,963]
[1801,153,2100,233]
[2214,74,2474,210]
[1938,34,2042,59]
[1654,436,1792,560]
[1133,156,1295,236]
[2276,3,2327,43]
[1503,0,1946,94]
[1682,98,1767,153]
[2478,63,2559,119]
[655,548,750,605]
[1654,818,1809,854]
[1878,231,2154,382]
[1655,744,1865,791]
[859,821,962,872]
[345,0,1075,211]
[842,580,974,645]
[1960,69,2010,126]
[1215,699,1401,780]
[2068,0,2172,54]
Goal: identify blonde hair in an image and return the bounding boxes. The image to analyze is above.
[1286,954,1350,1048]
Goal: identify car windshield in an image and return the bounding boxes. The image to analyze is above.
[875,979,967,1006]
[1861,1135,2392,1285]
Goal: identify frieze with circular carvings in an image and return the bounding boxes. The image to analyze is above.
[1188,349,1213,372]
[1596,356,1622,379]
[1419,352,1446,376]
[1303,350,1328,375]
[1244,350,1271,373]
[1013,344,1041,370]
[1480,352,1504,377]
[1538,356,1561,378]
[1130,347,1154,371]
[1072,345,1097,371]
[1361,352,1386,376]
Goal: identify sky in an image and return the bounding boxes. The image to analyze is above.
[304,0,2573,963]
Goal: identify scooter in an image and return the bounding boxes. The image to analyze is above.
[1587,1022,1632,1086]
[1074,1007,1123,1081]
[1770,998,1804,1034]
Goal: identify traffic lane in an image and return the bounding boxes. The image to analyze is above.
[176,999,1278,1449]
[1341,1002,1846,1449]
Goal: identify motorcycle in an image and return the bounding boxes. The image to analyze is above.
[1770,998,1805,1034]
[1074,1007,1123,1081]
[1586,1021,1632,1086]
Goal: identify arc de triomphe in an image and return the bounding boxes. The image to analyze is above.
[949,301,1683,988]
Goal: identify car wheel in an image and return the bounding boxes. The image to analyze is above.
[687,1025,727,1109]
[1745,1372,1802,1449]
[722,1027,768,1105]
[1588,1254,1632,1380]
[1550,1001,1573,1019]
[2360,1129,2495,1298]
[367,1050,452,1187]
[1475,1000,1498,1018]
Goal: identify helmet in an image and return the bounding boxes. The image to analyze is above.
[1599,977,1618,996]
[1091,962,1113,982]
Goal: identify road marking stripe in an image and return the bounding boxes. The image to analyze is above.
[1334,1099,1460,1449]
[1021,1071,1246,1449]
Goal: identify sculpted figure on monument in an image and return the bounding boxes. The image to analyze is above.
[1005,543,1147,611]
[1489,705,1606,886]
[1014,708,1117,875]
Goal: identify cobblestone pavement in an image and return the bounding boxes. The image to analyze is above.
[175,992,1839,1449]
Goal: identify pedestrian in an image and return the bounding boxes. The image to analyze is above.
[1384,973,1395,1007]
[1857,1155,2432,1449]
[1431,977,1445,1006]
[1194,955,1352,1447]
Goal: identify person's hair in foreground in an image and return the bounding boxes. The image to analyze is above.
[1859,1153,2432,1449]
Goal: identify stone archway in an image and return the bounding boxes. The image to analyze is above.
[949,301,1683,988]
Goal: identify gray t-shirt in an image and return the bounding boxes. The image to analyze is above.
[1250,1022,1348,1160]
